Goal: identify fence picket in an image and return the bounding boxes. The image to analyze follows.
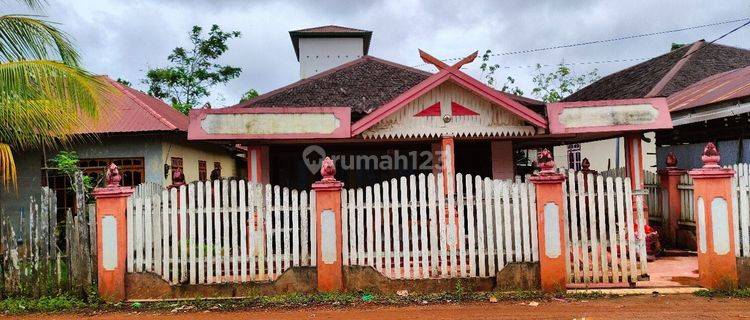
[374,184,383,272]
[399,177,411,279]
[576,172,590,283]
[465,175,477,277]
[483,178,496,276]
[205,182,214,283]
[409,176,420,277]
[456,173,467,277]
[188,183,197,284]
[615,177,628,283]
[341,189,350,266]
[492,180,505,269]
[383,181,393,277]
[291,189,300,267]
[473,175,486,277]
[348,188,357,266]
[418,174,429,277]
[427,174,439,276]
[161,189,170,282]
[356,188,366,267]
[366,186,375,267]
[239,182,248,282]
[437,174,447,277]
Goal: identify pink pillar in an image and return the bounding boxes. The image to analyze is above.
[530,149,568,293]
[440,135,455,187]
[625,134,648,220]
[657,153,686,247]
[689,143,738,289]
[312,157,344,292]
[246,145,269,184]
[92,163,134,302]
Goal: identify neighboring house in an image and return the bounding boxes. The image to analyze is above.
[0,77,240,219]
[555,40,750,172]
[657,65,750,169]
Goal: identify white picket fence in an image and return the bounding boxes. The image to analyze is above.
[563,170,648,284]
[643,171,663,225]
[341,173,538,279]
[678,174,695,224]
[126,180,316,285]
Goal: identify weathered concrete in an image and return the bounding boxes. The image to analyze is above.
[125,267,317,300]
[343,266,495,294]
[495,262,540,291]
[737,257,750,288]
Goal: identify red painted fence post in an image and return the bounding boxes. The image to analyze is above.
[689,143,738,289]
[92,163,134,302]
[658,153,686,248]
[312,157,345,291]
[530,149,568,293]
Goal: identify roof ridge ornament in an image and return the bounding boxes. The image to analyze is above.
[418,50,478,71]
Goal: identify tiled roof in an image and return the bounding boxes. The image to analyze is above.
[290,25,371,34]
[75,77,188,134]
[233,55,544,120]
[668,65,750,112]
[289,25,373,59]
[565,41,750,101]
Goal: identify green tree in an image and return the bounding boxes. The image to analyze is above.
[115,77,131,86]
[144,24,242,114]
[239,88,259,103]
[530,63,599,102]
[0,0,110,188]
[479,49,523,96]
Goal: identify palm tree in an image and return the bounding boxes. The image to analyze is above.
[0,0,110,188]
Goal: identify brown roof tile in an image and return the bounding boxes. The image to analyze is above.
[564,41,750,102]
[233,55,544,120]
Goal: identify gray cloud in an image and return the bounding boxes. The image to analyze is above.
[9,0,749,106]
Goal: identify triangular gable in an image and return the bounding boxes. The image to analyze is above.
[351,51,547,136]
[414,102,442,116]
[451,101,479,116]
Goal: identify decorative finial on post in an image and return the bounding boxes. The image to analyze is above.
[537,149,556,174]
[701,142,721,168]
[172,168,186,186]
[312,156,343,190]
[581,158,591,171]
[666,152,678,168]
[105,163,122,188]
[320,157,336,182]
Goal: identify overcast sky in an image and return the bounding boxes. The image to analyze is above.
[9,0,750,107]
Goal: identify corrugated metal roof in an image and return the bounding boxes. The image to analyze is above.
[668,65,750,112]
[75,77,188,134]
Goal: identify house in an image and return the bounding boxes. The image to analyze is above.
[657,65,750,169]
[0,77,240,219]
[187,25,671,194]
[555,40,750,173]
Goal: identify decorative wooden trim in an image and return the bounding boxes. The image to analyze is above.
[188,106,351,140]
[414,102,441,117]
[451,101,479,116]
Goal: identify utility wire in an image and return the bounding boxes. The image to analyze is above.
[414,17,750,67]
[679,19,750,61]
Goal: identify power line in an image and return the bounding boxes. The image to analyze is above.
[457,57,652,71]
[680,19,750,61]
[413,17,750,67]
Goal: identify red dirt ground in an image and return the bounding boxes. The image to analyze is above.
[8,294,750,320]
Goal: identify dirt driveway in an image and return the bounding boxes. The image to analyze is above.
[8,294,750,320]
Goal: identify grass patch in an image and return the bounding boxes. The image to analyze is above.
[0,289,617,315]
[694,288,750,298]
[0,294,93,314]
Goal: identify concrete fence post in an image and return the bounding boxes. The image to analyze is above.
[530,149,568,293]
[311,157,345,292]
[91,163,134,302]
[658,152,686,248]
[688,143,738,289]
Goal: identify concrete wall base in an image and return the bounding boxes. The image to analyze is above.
[737,257,750,288]
[495,262,540,291]
[125,267,317,300]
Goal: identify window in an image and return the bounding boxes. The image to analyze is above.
[198,160,207,181]
[44,157,145,217]
[171,157,183,183]
[567,143,582,171]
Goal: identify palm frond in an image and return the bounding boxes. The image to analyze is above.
[0,14,79,65]
[0,60,114,148]
[0,143,17,190]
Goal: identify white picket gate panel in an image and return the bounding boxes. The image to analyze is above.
[678,174,695,224]
[126,180,316,285]
[342,173,538,279]
[563,169,648,284]
[731,174,750,257]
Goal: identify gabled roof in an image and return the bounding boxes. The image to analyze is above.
[565,40,750,101]
[233,55,545,121]
[351,51,548,135]
[76,77,188,134]
[289,25,373,60]
[668,65,750,112]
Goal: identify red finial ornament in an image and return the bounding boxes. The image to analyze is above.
[320,157,336,181]
[701,142,720,168]
[537,149,556,174]
[172,168,186,186]
[581,158,591,171]
[665,152,678,168]
[105,163,121,188]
